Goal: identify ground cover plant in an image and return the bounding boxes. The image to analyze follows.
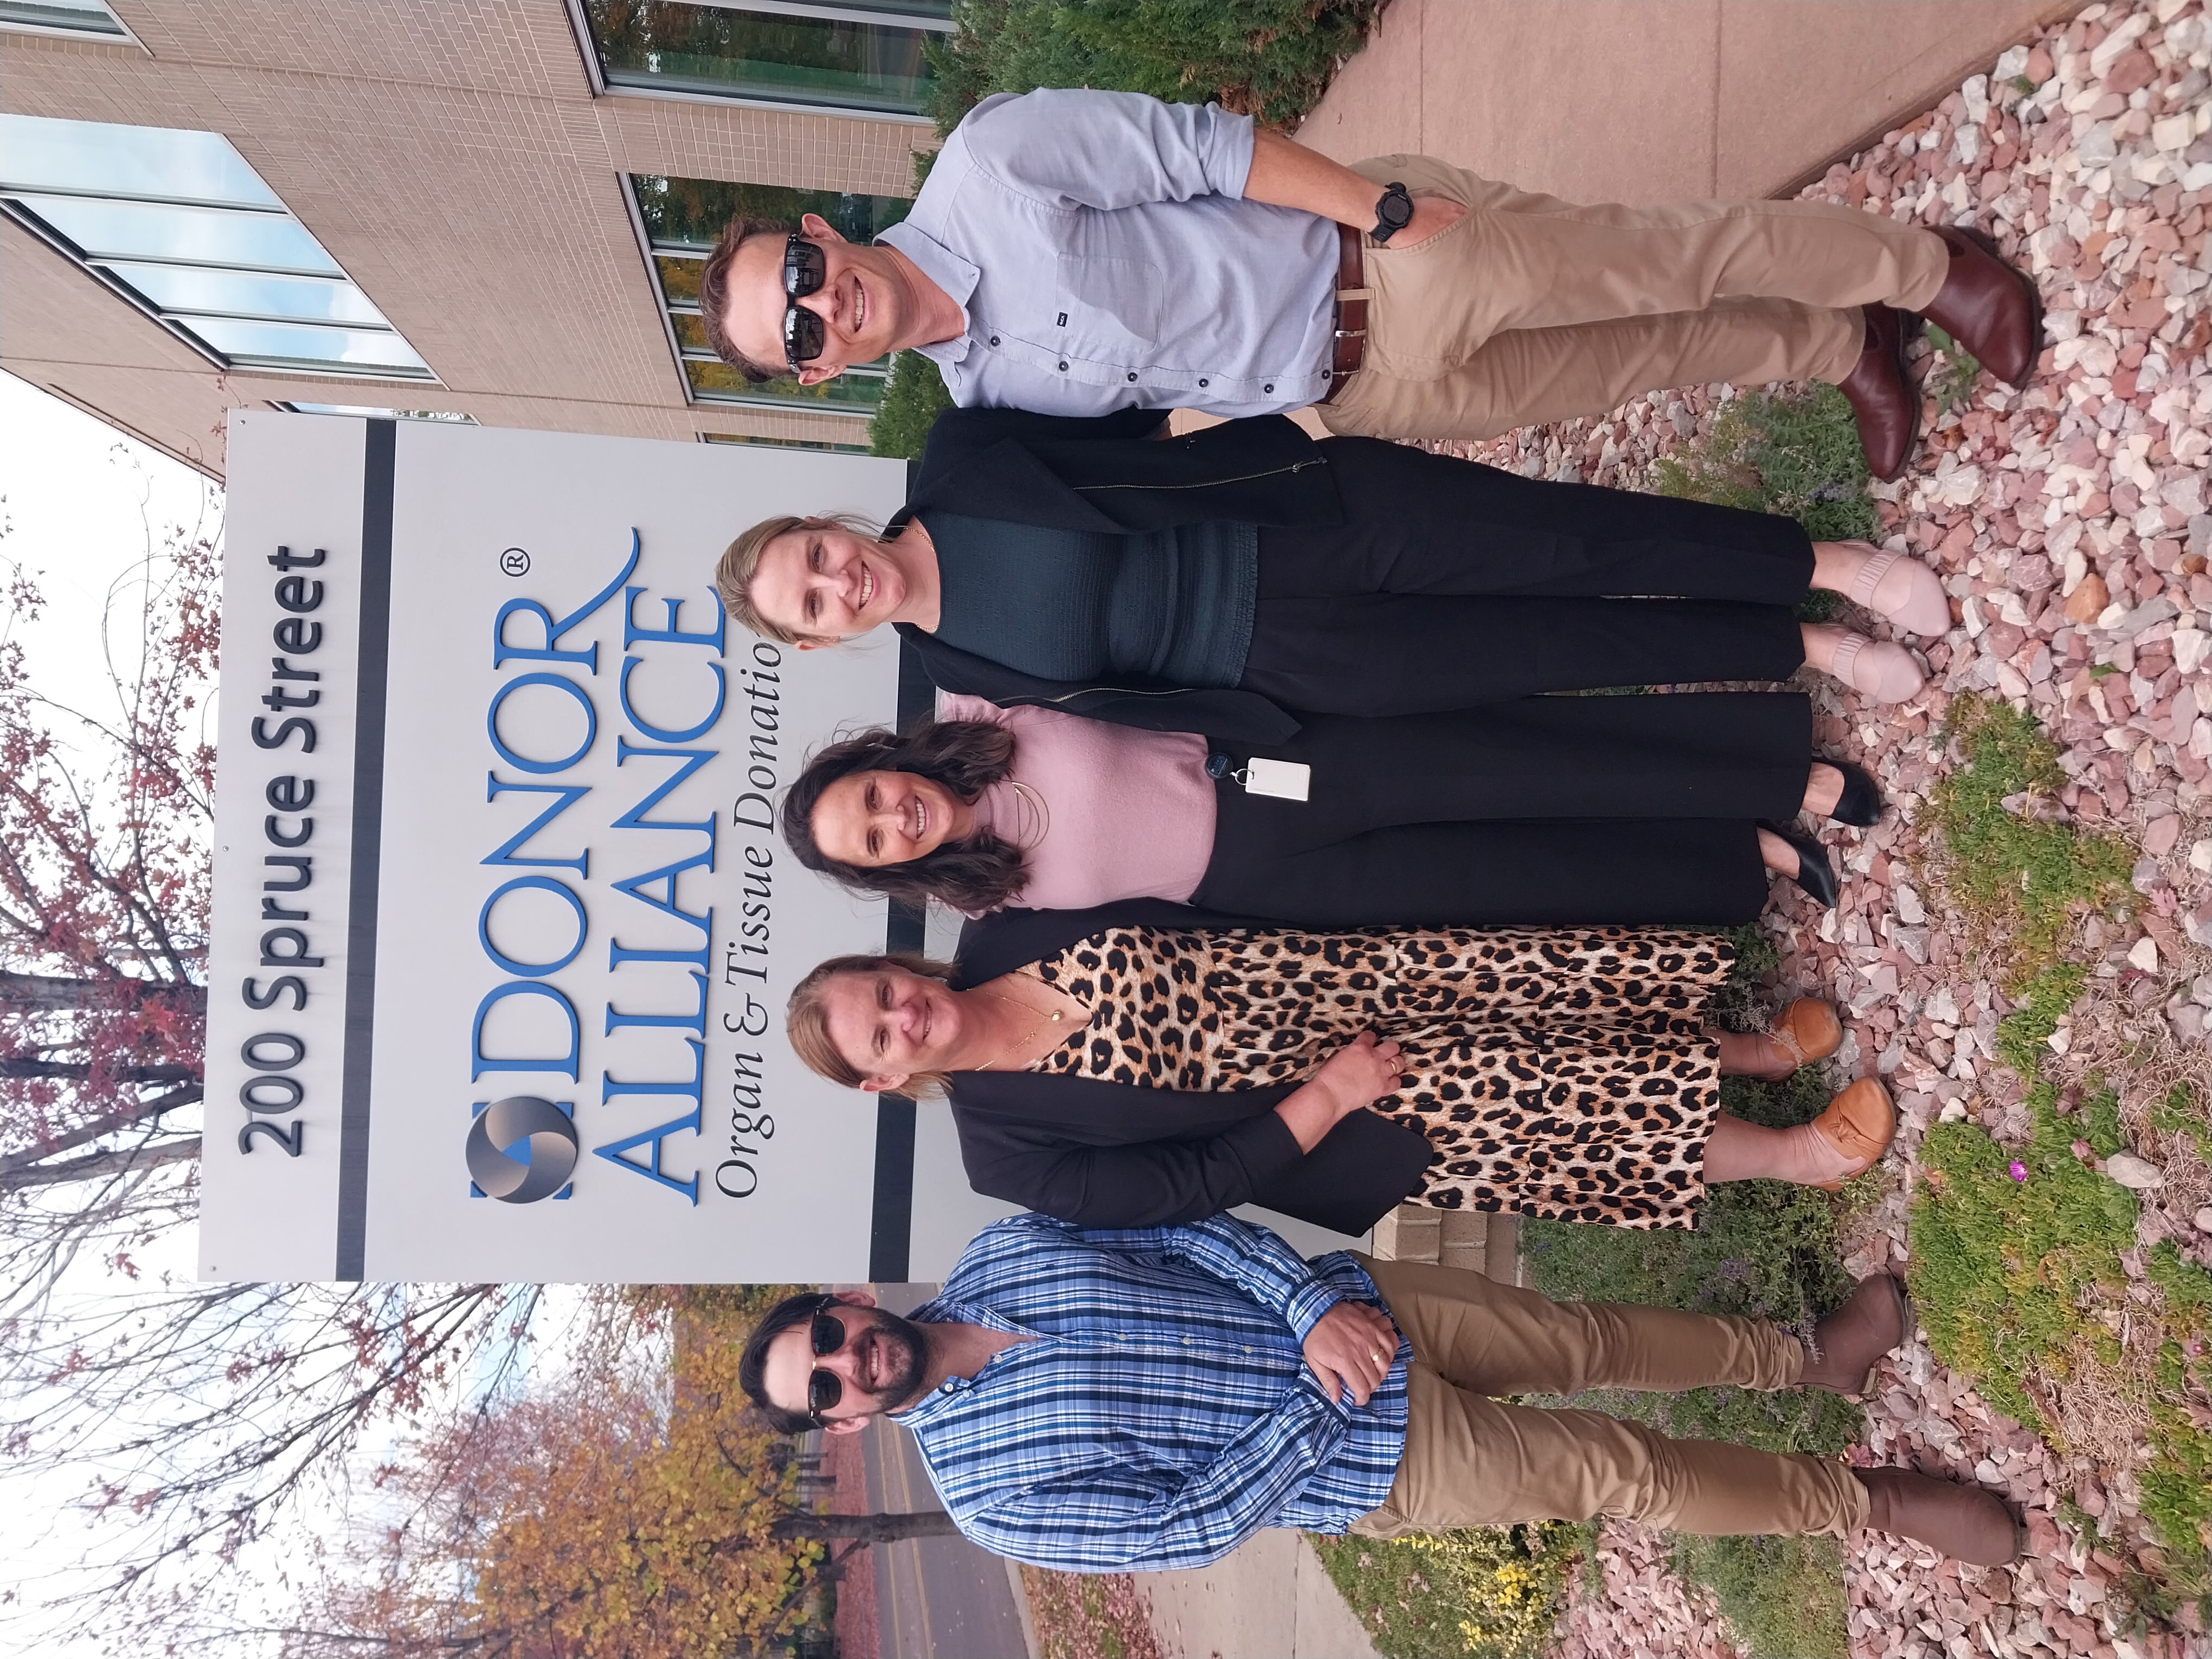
[1906,696,2212,1621]
[1311,1522,1587,1659]
[925,0,1384,132]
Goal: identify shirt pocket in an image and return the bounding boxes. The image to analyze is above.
[1053,253,1168,362]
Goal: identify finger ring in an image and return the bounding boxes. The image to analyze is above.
[1371,1349,1385,1363]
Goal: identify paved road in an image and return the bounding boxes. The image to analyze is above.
[859,1417,1028,1659]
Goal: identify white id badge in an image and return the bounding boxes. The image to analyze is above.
[1239,757,1312,801]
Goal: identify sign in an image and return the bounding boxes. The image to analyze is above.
[202,415,1004,1282]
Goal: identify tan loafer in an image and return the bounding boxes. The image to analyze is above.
[1746,997,1843,1080]
[1810,1076,1896,1191]
[1827,632,1926,704]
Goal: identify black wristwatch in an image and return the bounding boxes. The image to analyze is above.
[1369,181,1414,243]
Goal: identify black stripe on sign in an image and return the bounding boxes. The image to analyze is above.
[335,420,396,1280]
[866,634,938,1281]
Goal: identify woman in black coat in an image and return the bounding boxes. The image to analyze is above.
[713,406,1950,736]
[782,902,1893,1237]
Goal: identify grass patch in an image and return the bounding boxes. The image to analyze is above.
[1649,383,1880,554]
[1311,1523,1586,1659]
[1670,1533,1849,1659]
[927,0,1384,132]
[1921,694,2134,988]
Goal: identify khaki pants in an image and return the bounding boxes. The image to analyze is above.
[1349,1254,1870,1540]
[1315,155,1952,441]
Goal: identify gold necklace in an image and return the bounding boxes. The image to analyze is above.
[974,971,1067,1072]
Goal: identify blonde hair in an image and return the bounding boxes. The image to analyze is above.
[715,511,883,647]
[786,953,961,1099]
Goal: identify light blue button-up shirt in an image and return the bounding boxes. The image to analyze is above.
[878,89,1341,419]
[893,1211,1409,1574]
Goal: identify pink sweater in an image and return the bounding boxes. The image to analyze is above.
[939,693,1217,910]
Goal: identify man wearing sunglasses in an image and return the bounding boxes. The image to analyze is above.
[695,86,2038,481]
[737,1210,2020,1573]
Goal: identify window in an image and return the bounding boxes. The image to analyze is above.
[701,432,869,453]
[277,403,478,423]
[1,114,433,381]
[1,0,131,40]
[629,172,909,413]
[580,1,948,119]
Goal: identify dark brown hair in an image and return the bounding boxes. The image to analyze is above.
[782,719,1029,912]
[737,1291,835,1433]
[786,953,962,1098]
[698,214,799,383]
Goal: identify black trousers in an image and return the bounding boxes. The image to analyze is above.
[1185,692,1810,927]
[1241,438,1814,716]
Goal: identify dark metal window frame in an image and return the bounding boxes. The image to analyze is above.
[560,0,947,124]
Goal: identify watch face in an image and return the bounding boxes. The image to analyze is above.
[1380,190,1413,229]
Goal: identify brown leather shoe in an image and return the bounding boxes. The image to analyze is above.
[1743,997,1843,1080]
[1855,1467,2023,1565]
[1800,1274,1912,1394]
[1809,1076,1895,1192]
[1919,225,2042,389]
[1838,305,1917,482]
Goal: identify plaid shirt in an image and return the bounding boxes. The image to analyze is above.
[895,1212,1410,1573]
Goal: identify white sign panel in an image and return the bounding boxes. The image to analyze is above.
[200,415,964,1282]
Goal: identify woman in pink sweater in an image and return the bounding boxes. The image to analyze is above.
[780,689,1873,924]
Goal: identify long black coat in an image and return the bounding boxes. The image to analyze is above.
[942,901,1435,1235]
[893,407,1343,745]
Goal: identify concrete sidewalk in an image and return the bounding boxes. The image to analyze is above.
[1142,1531,1383,1659]
[1297,0,2078,201]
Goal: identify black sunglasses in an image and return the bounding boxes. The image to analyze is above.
[781,234,828,374]
[800,1296,850,1424]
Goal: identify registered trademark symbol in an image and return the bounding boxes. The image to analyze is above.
[499,547,531,577]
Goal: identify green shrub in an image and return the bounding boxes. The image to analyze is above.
[1311,1522,1585,1659]
[1670,1534,1849,1659]
[1649,383,1880,548]
[927,0,1384,133]
[867,351,954,460]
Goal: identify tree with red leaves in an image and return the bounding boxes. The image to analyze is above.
[0,501,216,1311]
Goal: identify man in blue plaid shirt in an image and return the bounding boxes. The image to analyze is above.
[741,1211,2018,1572]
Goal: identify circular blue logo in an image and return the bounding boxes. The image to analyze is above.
[466,1095,580,1204]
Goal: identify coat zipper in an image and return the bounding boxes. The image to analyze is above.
[1072,457,1327,493]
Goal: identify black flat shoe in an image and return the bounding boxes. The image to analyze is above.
[1819,757,1883,827]
[1760,820,1839,908]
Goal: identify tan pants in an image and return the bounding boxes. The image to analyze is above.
[1349,1254,1870,1540]
[1315,155,1952,441]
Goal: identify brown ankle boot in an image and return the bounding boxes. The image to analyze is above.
[1918,225,2042,389]
[1799,1275,1912,1394]
[1855,1467,2023,1565]
[1838,305,1917,481]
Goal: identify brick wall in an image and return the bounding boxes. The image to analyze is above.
[0,1,925,474]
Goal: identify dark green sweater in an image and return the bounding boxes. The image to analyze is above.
[921,510,1258,689]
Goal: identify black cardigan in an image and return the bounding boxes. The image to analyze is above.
[893,406,1346,745]
[942,902,1435,1236]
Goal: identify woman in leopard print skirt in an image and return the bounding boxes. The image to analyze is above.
[785,901,1893,1236]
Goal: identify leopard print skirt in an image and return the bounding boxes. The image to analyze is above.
[1029,925,1732,1229]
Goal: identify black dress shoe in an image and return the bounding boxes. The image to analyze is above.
[1920,225,2042,389]
[1760,820,1839,908]
[1818,757,1883,827]
[1838,305,1917,482]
